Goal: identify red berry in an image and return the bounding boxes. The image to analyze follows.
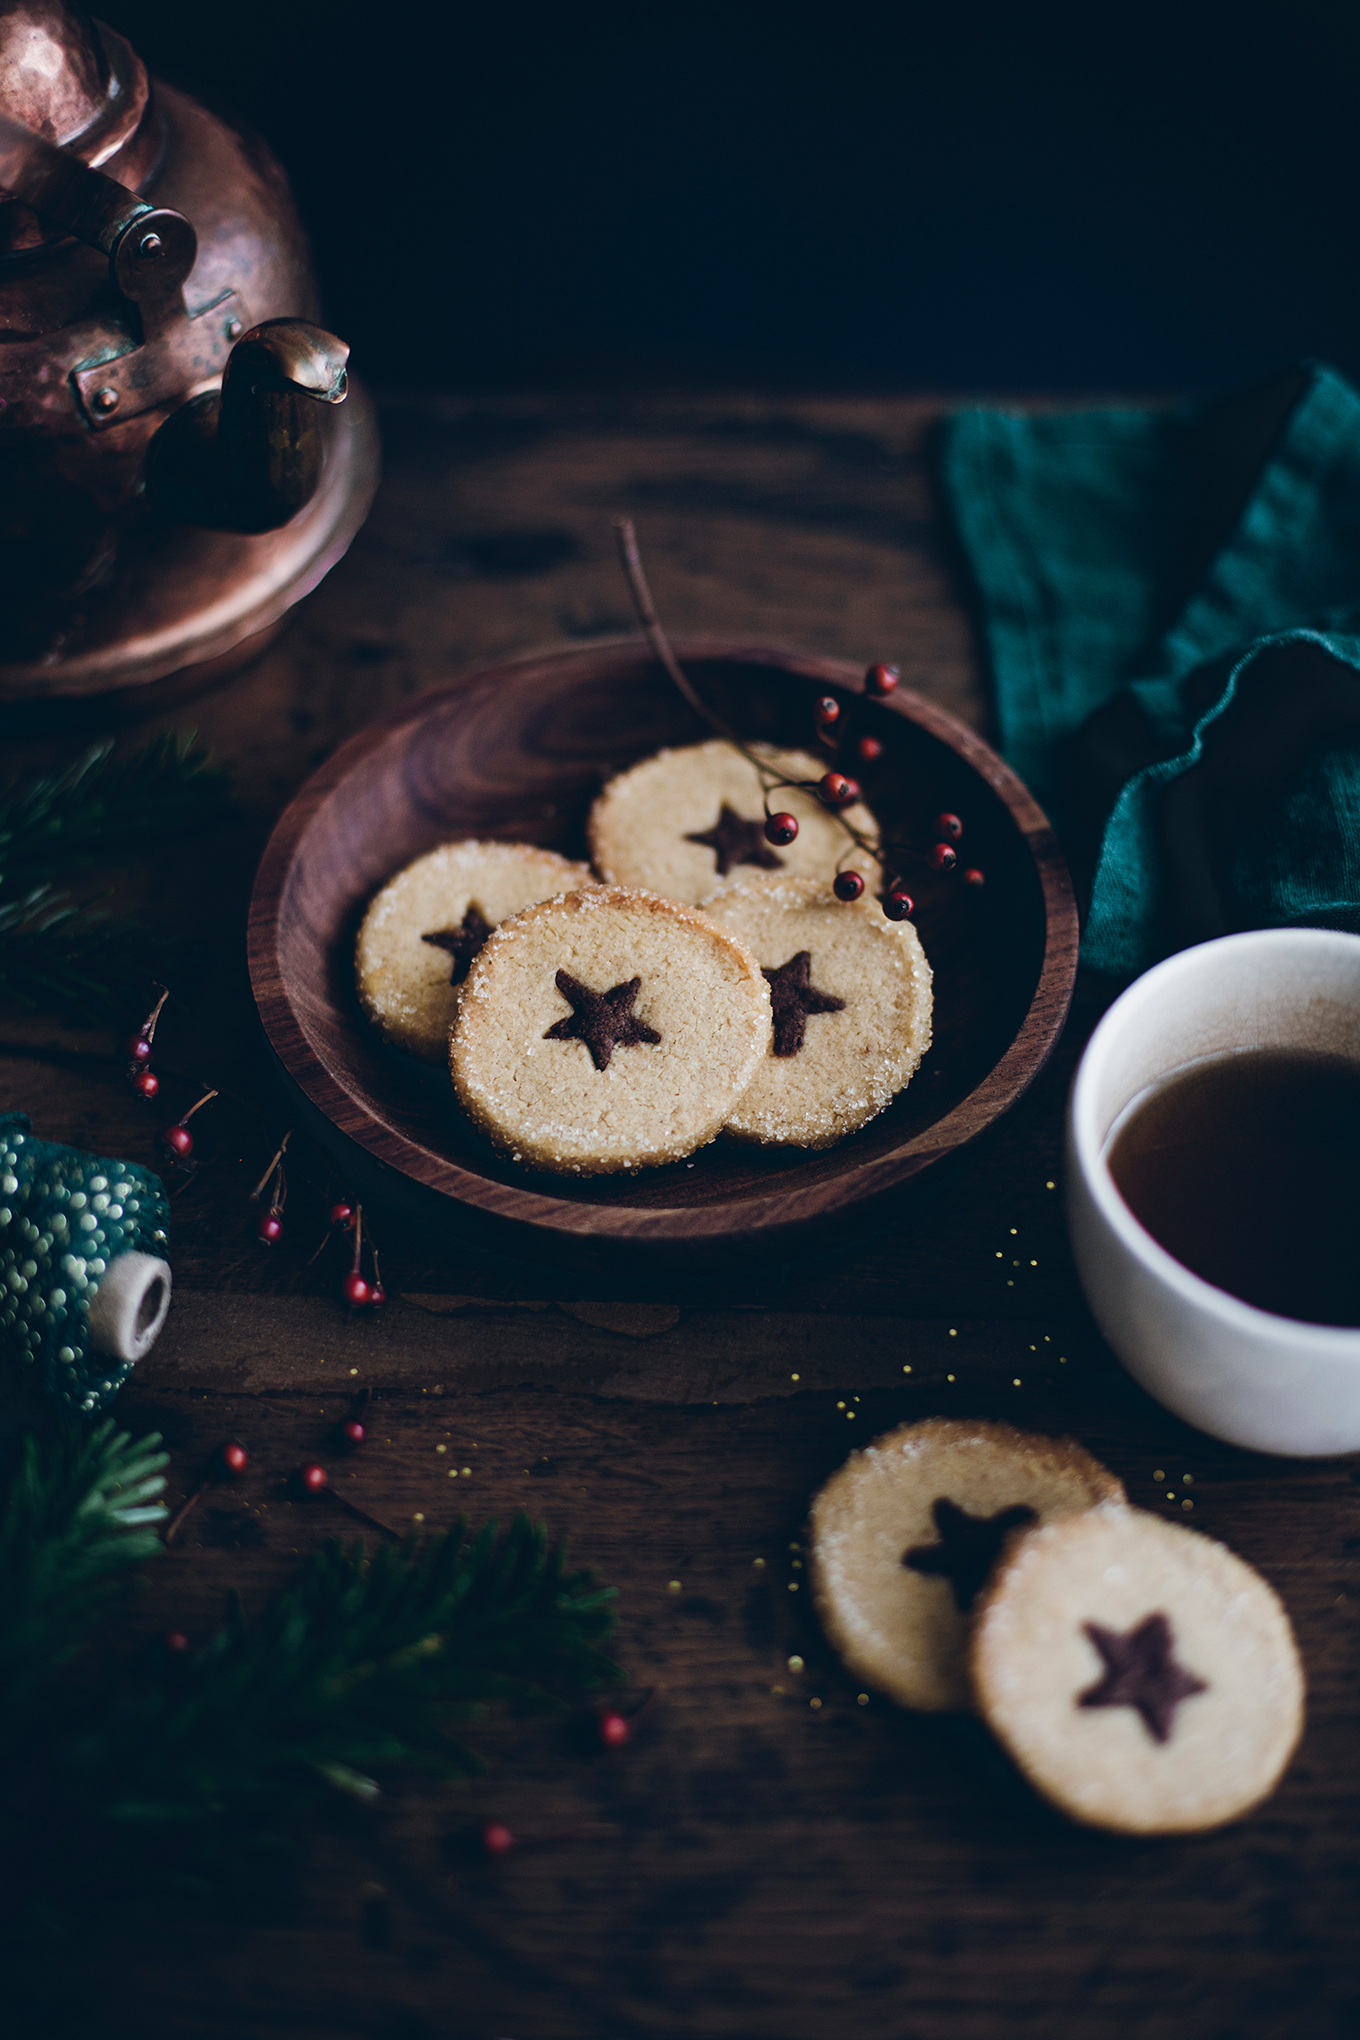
[820,773,860,807]
[295,1462,328,1495]
[964,866,986,888]
[369,1285,386,1309]
[764,812,799,847]
[883,890,915,921]
[864,662,900,697]
[126,1033,153,1065]
[833,871,865,902]
[814,695,840,727]
[218,1440,249,1477]
[481,1822,517,1856]
[936,812,963,841]
[328,1202,355,1229]
[164,1630,190,1653]
[256,1210,283,1245]
[343,1271,372,1308]
[928,842,957,872]
[160,1122,193,1158]
[132,1069,160,1100]
[338,1419,366,1447]
[855,735,883,763]
[598,1710,630,1749]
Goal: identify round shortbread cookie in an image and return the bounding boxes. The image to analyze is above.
[810,1419,1124,1712]
[588,739,880,904]
[971,1506,1305,1834]
[450,885,772,1175]
[357,841,594,1062]
[703,875,932,1148]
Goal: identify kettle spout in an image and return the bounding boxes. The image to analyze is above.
[145,319,351,533]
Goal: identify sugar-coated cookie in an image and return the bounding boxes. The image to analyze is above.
[702,875,932,1148]
[810,1419,1124,1712]
[970,1505,1305,1834]
[588,740,880,904]
[450,885,771,1175]
[356,841,594,1062]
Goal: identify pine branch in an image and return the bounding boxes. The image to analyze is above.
[0,736,230,1020]
[0,736,229,891]
[98,1515,619,1832]
[0,1420,167,1712]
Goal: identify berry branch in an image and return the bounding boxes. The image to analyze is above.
[614,518,982,912]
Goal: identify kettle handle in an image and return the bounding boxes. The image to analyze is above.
[0,111,196,338]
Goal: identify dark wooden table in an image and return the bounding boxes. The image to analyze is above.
[4,392,1358,2040]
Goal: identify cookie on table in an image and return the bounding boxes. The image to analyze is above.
[809,1419,1124,1712]
[356,840,593,1062]
[450,884,771,1176]
[701,875,932,1148]
[970,1505,1305,1834]
[588,739,880,904]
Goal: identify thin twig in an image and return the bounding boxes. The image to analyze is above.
[614,517,885,878]
[249,1130,292,1202]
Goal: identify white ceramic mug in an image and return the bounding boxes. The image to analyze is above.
[1066,926,1360,1456]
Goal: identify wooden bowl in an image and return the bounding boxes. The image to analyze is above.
[248,637,1077,1263]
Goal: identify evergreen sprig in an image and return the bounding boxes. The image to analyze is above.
[98,1515,620,1833]
[0,1424,619,1930]
[0,1419,168,1715]
[0,735,230,1018]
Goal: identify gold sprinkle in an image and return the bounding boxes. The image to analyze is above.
[1030,1260,1038,1267]
[903,1365,912,1373]
[1013,1378,1022,1387]
[771,1685,784,1696]
[1183,1474,1194,1484]
[753,1557,766,1569]
[1007,1281,1014,1287]
[837,1400,846,1409]
[790,1372,800,1381]
[349,1368,359,1376]
[946,1373,956,1382]
[787,1655,804,1672]
[995,1252,1003,1259]
[1182,1499,1193,1510]
[809,1697,822,1710]
[949,1329,957,1337]
[857,1693,869,1706]
[788,1582,799,1592]
[462,1467,471,1476]
[413,1513,424,1522]
[1009,1228,1018,1236]
[436,1444,446,1453]
[1046,1180,1055,1189]
[1166,1492,1176,1500]
[1058,1355,1067,1363]
[668,1580,682,1593]
[792,1558,803,1569]
[846,1412,855,1420]
[789,1541,800,1551]
[1154,1469,1165,1481]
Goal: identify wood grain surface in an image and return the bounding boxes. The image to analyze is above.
[2,391,1357,2040]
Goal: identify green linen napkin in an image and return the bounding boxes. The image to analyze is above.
[940,363,1360,979]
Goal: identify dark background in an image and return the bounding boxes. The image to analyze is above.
[112,0,1360,396]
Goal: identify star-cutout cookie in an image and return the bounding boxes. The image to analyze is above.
[543,969,662,1073]
[903,1496,1037,1613]
[1078,1611,1208,1744]
[762,950,846,1057]
[422,903,494,984]
[684,803,785,878]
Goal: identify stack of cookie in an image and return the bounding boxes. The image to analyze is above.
[355,738,933,1174]
[810,1419,1304,1834]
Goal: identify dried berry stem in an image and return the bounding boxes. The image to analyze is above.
[250,1130,292,1202]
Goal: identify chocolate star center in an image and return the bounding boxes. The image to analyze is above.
[684,803,785,878]
[903,1496,1038,1613]
[422,903,494,985]
[1078,1611,1208,1744]
[762,950,846,1058]
[543,969,662,1073]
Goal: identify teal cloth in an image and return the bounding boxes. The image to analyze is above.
[940,363,1360,978]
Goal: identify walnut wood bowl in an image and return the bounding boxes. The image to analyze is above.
[248,637,1077,1263]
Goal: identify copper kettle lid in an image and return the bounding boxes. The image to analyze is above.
[0,2,153,249]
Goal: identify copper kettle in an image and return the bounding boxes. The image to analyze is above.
[0,2,378,698]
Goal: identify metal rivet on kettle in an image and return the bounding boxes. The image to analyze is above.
[138,232,163,258]
[227,319,243,340]
[92,387,120,414]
